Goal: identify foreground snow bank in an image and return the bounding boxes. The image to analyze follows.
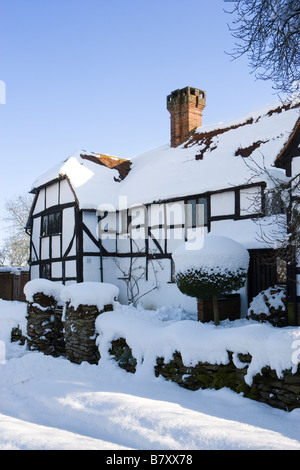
[1,300,300,449]
[96,304,300,385]
[0,300,27,345]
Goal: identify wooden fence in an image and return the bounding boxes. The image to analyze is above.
[0,267,29,302]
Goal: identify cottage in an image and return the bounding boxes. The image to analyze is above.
[26,87,300,322]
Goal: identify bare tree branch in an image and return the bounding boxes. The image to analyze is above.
[1,193,33,266]
[224,0,300,96]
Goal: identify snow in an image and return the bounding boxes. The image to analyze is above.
[24,279,120,312]
[0,266,29,274]
[172,234,250,274]
[211,215,287,250]
[0,300,27,346]
[60,282,119,310]
[1,299,300,450]
[248,286,286,317]
[96,304,300,386]
[31,101,300,211]
[24,278,64,304]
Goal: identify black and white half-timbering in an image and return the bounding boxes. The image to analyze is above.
[26,94,300,323]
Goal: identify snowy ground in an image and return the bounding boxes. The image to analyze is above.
[1,299,300,451]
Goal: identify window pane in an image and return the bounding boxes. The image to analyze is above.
[186,199,208,227]
[42,216,48,237]
[44,212,62,236]
[54,212,62,234]
[40,263,50,279]
[186,199,197,228]
[198,198,208,225]
[48,213,55,234]
[265,192,285,216]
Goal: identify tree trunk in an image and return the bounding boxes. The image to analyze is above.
[213,295,220,326]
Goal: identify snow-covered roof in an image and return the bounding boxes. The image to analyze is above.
[31,100,300,210]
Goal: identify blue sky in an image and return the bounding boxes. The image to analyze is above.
[0,0,281,243]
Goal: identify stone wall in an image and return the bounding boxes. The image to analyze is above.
[23,285,300,412]
[26,292,65,357]
[64,302,113,365]
[109,338,137,373]
[108,337,300,412]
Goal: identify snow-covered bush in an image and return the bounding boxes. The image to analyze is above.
[172,235,250,325]
[248,286,287,327]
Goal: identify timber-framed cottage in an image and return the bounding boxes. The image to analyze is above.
[26,87,300,324]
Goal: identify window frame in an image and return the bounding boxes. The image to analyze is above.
[40,262,51,279]
[185,197,208,229]
[41,211,62,237]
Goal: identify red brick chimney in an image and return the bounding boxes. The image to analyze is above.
[167,87,206,148]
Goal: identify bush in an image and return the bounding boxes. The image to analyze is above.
[175,266,248,300]
[173,235,249,325]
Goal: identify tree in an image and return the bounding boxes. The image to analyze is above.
[242,155,300,266]
[224,0,300,96]
[172,235,250,325]
[1,193,33,266]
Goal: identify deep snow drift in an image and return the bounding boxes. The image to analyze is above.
[1,299,300,450]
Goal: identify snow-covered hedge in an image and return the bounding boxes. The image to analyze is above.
[172,235,250,274]
[172,235,250,299]
[172,235,250,325]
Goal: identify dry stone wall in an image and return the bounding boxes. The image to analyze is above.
[64,302,113,365]
[23,281,300,411]
[155,351,300,411]
[24,280,119,365]
[26,292,114,365]
[26,292,65,357]
[108,338,300,412]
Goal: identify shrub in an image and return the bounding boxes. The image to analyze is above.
[173,235,249,325]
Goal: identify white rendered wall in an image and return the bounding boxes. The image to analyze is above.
[31,217,41,261]
[59,178,76,204]
[65,260,76,278]
[41,237,49,260]
[292,156,300,177]
[210,191,235,217]
[51,235,61,258]
[46,182,59,208]
[83,256,101,282]
[33,189,45,214]
[240,186,261,215]
[83,211,99,252]
[62,207,76,256]
[52,262,62,278]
